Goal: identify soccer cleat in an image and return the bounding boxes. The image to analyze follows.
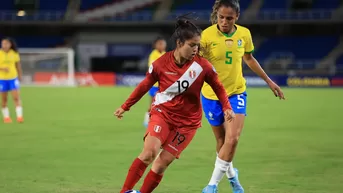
[124,190,141,193]
[202,185,218,193]
[3,117,12,123]
[228,168,244,193]
[17,117,24,123]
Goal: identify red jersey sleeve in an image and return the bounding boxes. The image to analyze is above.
[121,64,158,111]
[203,60,232,111]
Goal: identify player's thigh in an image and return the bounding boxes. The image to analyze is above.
[229,91,247,115]
[145,114,171,152]
[224,114,245,141]
[148,86,158,97]
[201,94,225,126]
[162,127,197,159]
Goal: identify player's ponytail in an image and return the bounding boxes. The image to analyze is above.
[172,13,202,47]
[2,37,18,52]
[211,0,240,24]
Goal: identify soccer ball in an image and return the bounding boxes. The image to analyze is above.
[124,190,141,193]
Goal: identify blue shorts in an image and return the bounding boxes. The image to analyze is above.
[149,86,159,97]
[0,78,20,92]
[201,91,247,126]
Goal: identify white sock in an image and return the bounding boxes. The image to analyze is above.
[16,106,23,118]
[226,162,236,178]
[208,156,230,186]
[144,112,150,125]
[2,107,9,118]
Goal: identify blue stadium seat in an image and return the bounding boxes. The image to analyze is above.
[254,36,339,69]
[1,0,14,10]
[255,36,338,60]
[168,0,251,21]
[39,0,68,11]
[260,0,289,10]
[336,55,343,72]
[312,0,341,10]
[79,0,118,11]
[14,36,66,48]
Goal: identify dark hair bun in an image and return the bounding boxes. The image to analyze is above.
[175,18,189,29]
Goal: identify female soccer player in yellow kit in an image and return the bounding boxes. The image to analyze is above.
[144,37,166,127]
[201,1,285,193]
[0,38,23,123]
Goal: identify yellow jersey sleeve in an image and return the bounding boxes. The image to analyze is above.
[244,29,254,53]
[148,49,164,87]
[148,50,160,67]
[200,31,210,58]
[15,52,20,63]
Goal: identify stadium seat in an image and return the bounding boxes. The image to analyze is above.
[1,0,14,10]
[336,55,343,72]
[260,0,289,10]
[79,0,119,11]
[312,0,341,10]
[167,0,252,20]
[254,36,339,69]
[14,36,66,48]
[38,0,69,11]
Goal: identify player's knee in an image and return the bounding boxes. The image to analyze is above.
[226,135,240,147]
[139,148,159,165]
[151,153,174,175]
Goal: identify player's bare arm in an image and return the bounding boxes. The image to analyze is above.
[114,73,157,119]
[15,62,22,81]
[243,53,285,100]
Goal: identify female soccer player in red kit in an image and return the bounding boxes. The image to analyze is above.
[114,17,235,193]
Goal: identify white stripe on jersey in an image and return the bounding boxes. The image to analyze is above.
[154,61,203,106]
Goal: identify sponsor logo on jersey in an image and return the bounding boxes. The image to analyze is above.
[189,70,196,79]
[225,39,233,48]
[165,71,177,75]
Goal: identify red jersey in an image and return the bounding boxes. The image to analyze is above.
[121,51,231,128]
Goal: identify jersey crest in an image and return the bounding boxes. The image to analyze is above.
[237,39,242,47]
[225,39,233,48]
[189,70,196,79]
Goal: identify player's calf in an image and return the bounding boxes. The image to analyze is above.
[120,135,162,193]
[140,150,175,193]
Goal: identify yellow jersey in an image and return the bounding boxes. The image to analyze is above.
[148,49,165,87]
[201,24,254,100]
[0,49,20,80]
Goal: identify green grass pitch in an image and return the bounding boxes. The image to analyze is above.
[0,87,342,193]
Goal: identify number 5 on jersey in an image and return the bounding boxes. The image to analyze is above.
[226,51,232,65]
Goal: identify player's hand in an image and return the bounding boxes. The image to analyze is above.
[114,107,126,119]
[224,109,235,122]
[268,80,285,100]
